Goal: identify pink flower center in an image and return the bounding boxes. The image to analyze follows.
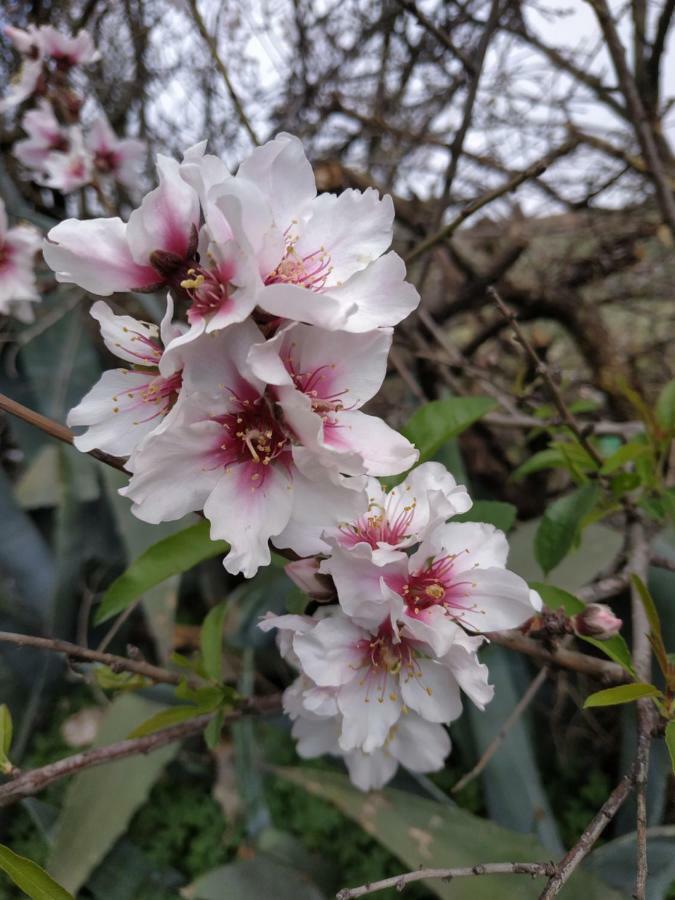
[211,390,290,471]
[265,239,332,292]
[403,555,475,622]
[181,265,232,323]
[352,621,429,704]
[117,327,163,366]
[94,148,120,175]
[113,370,183,425]
[339,497,416,550]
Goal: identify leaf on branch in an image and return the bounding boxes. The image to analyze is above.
[402,396,496,465]
[0,843,73,900]
[583,683,662,709]
[534,483,599,575]
[201,601,229,682]
[0,705,13,775]
[127,703,217,739]
[453,500,517,532]
[666,722,675,775]
[630,574,670,679]
[95,520,228,625]
[655,379,675,432]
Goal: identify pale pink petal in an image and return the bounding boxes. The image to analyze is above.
[327,252,420,332]
[400,658,463,723]
[338,676,402,753]
[293,616,365,687]
[344,747,398,791]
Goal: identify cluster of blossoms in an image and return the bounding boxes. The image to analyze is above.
[2,24,145,193]
[43,131,540,789]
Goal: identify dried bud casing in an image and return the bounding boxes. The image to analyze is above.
[285,558,335,602]
[574,603,623,640]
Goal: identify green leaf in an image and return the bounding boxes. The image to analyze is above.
[600,440,651,475]
[96,520,227,625]
[204,708,225,750]
[655,378,675,431]
[534,484,599,575]
[453,500,517,532]
[93,666,148,692]
[630,574,670,676]
[0,705,13,774]
[201,601,229,681]
[46,694,180,893]
[0,844,73,900]
[666,722,675,774]
[402,396,496,464]
[273,768,621,900]
[529,582,634,675]
[512,448,565,480]
[185,857,326,900]
[584,683,662,708]
[127,704,215,739]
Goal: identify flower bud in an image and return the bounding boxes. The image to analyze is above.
[285,558,335,601]
[573,604,623,640]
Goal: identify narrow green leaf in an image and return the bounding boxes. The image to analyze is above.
[666,722,675,774]
[453,500,517,532]
[95,520,227,625]
[201,601,229,681]
[512,448,565,480]
[630,574,670,677]
[0,705,12,774]
[0,844,73,900]
[402,396,496,464]
[584,683,661,709]
[204,708,225,750]
[534,483,599,575]
[127,704,215,739]
[600,440,650,475]
[655,379,675,431]
[530,582,634,675]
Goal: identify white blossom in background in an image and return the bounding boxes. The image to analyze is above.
[85,115,146,190]
[42,127,92,193]
[13,99,69,172]
[0,197,42,323]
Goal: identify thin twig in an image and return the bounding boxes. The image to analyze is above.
[0,694,280,807]
[489,288,604,468]
[96,597,142,653]
[577,571,631,603]
[185,0,260,146]
[0,392,127,473]
[404,139,579,264]
[488,631,626,683]
[538,765,636,898]
[0,631,184,687]
[452,667,549,794]
[627,518,652,900]
[337,861,557,899]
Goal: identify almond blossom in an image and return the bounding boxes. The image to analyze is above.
[44,154,200,293]
[0,197,42,322]
[182,133,420,334]
[13,99,69,171]
[121,320,375,577]
[67,299,185,458]
[42,126,92,193]
[85,115,146,190]
[323,521,540,655]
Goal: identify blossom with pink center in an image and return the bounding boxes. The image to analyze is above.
[38,25,100,67]
[42,127,92,193]
[264,606,491,753]
[247,321,418,483]
[121,320,365,577]
[0,197,42,323]
[325,462,471,564]
[13,99,70,171]
[0,57,43,113]
[323,520,541,655]
[183,133,420,333]
[67,299,186,458]
[43,154,200,294]
[84,115,146,190]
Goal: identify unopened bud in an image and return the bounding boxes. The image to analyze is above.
[285,558,335,601]
[574,603,622,640]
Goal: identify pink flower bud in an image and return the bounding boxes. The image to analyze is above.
[574,604,623,640]
[285,558,335,601]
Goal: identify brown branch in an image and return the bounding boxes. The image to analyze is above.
[0,631,185,687]
[452,666,549,794]
[488,631,627,683]
[0,694,280,807]
[577,572,631,603]
[489,288,605,468]
[586,0,675,237]
[0,392,127,473]
[337,861,557,899]
[404,139,579,264]
[538,765,636,898]
[395,0,476,73]
[628,518,652,899]
[651,553,675,573]
[185,0,260,146]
